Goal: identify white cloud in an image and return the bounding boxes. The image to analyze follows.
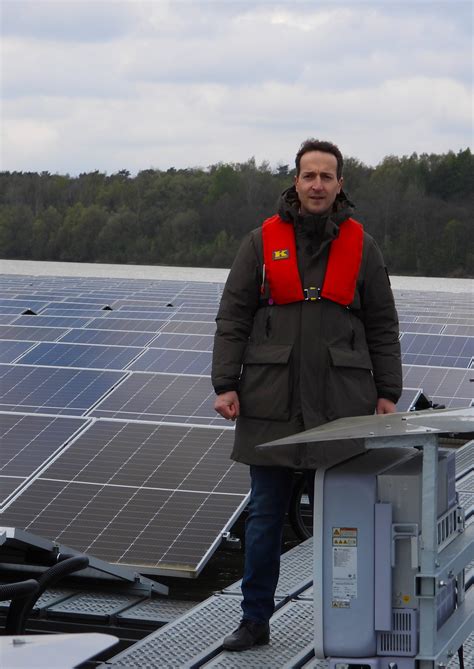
[1,0,137,42]
[1,0,472,174]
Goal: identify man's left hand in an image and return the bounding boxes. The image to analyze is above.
[376,398,397,414]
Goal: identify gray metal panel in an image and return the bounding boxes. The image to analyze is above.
[203,601,314,668]
[101,594,243,668]
[117,597,199,625]
[223,538,313,599]
[260,408,474,450]
[297,586,313,600]
[34,588,77,611]
[458,491,474,509]
[46,591,144,621]
[457,471,474,491]
[456,442,474,477]
[298,657,329,669]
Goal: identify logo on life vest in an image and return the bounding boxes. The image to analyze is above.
[272,248,290,260]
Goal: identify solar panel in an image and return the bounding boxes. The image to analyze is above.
[0,306,29,315]
[160,320,216,336]
[402,365,473,408]
[90,372,222,425]
[416,316,474,325]
[396,387,422,412]
[38,301,110,310]
[399,322,445,335]
[1,271,472,582]
[58,328,157,347]
[443,324,474,336]
[2,314,18,325]
[149,333,214,351]
[401,333,474,368]
[112,299,178,309]
[12,315,94,328]
[0,299,49,311]
[39,308,108,318]
[128,349,212,375]
[16,342,144,371]
[0,364,125,415]
[85,317,166,332]
[108,310,172,320]
[0,420,249,575]
[168,313,215,323]
[0,340,36,364]
[0,412,87,505]
[0,324,68,342]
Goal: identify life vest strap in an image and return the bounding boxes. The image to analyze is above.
[261,215,364,307]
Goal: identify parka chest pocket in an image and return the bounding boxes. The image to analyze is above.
[325,346,377,421]
[239,344,293,421]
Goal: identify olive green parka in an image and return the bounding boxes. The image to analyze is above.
[212,187,402,468]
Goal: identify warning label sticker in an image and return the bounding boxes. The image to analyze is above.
[332,527,357,605]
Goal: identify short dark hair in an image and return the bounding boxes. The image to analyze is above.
[295,139,344,179]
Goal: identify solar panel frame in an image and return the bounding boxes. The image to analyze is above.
[399,322,446,335]
[148,333,214,351]
[0,340,38,364]
[443,324,474,337]
[0,299,50,311]
[84,317,167,332]
[0,325,69,342]
[12,315,95,328]
[107,310,174,320]
[16,341,145,371]
[57,328,157,347]
[90,372,223,425]
[0,364,127,416]
[396,387,422,412]
[160,321,217,336]
[402,364,474,408]
[0,420,249,575]
[39,308,109,318]
[0,315,21,326]
[128,349,212,375]
[0,412,88,506]
[401,333,474,369]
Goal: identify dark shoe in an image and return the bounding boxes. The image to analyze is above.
[222,619,270,651]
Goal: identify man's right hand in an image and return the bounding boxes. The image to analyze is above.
[214,391,240,421]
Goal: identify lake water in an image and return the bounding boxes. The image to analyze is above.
[1,258,473,294]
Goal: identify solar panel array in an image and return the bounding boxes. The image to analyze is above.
[0,274,248,576]
[0,272,472,578]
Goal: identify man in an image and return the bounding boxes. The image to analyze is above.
[212,139,402,651]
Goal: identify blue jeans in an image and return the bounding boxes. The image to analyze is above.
[241,465,315,624]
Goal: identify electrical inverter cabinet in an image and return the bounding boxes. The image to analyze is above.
[314,448,460,668]
[260,408,474,669]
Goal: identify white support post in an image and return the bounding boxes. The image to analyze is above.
[418,435,439,663]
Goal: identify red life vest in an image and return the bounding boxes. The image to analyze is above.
[261,214,364,306]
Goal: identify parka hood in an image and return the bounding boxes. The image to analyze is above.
[278,185,355,228]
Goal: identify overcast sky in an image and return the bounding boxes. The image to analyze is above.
[1,0,472,175]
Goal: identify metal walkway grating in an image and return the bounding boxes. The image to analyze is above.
[47,591,144,621]
[223,537,313,599]
[202,601,314,668]
[455,442,474,477]
[100,594,243,668]
[0,587,76,612]
[117,597,199,625]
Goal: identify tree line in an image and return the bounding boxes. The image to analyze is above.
[0,149,472,277]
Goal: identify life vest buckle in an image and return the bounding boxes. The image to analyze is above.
[303,287,321,301]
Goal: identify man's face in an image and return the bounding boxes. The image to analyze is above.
[294,150,343,215]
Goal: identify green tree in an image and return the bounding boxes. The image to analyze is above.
[0,205,33,258]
